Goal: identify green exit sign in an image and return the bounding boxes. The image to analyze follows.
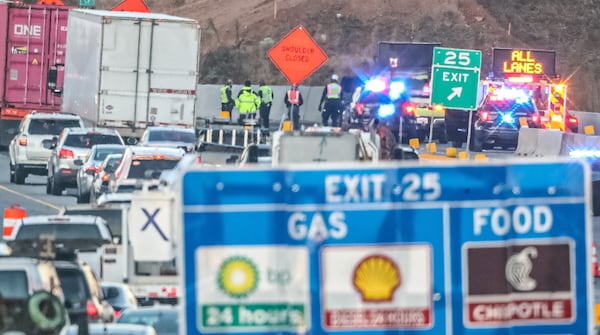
[79,0,95,7]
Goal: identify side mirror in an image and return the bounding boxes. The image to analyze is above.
[74,159,84,166]
[42,138,56,150]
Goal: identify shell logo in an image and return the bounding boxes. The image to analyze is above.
[217,256,259,299]
[352,254,401,302]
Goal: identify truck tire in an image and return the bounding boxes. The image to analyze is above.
[46,177,52,194]
[14,165,26,185]
[77,191,90,204]
[9,163,15,183]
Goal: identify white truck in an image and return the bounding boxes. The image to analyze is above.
[60,9,201,141]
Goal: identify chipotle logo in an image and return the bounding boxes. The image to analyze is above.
[464,242,573,326]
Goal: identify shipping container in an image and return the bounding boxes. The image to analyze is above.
[61,9,201,140]
[0,2,70,146]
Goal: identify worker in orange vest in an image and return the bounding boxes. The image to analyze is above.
[284,84,304,131]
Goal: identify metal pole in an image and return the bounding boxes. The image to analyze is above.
[428,115,434,144]
[465,110,474,157]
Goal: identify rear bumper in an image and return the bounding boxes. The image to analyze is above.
[55,168,78,186]
[476,126,519,146]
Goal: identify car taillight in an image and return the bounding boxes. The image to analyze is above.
[86,166,100,174]
[102,174,110,182]
[59,149,74,158]
[479,111,490,122]
[568,115,578,124]
[18,137,27,146]
[355,103,364,115]
[531,113,540,124]
[114,310,121,319]
[402,102,416,116]
[86,300,99,320]
[196,156,202,164]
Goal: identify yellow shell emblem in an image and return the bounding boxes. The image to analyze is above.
[352,254,401,302]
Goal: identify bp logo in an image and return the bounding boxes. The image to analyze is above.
[217,256,259,299]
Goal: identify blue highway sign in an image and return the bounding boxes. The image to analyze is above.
[180,160,592,335]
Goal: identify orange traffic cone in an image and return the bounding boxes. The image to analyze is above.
[3,204,26,238]
[593,242,599,277]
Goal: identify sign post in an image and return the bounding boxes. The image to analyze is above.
[180,160,592,335]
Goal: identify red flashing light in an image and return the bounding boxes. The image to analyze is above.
[18,137,27,146]
[568,115,578,124]
[114,310,121,319]
[355,103,364,115]
[480,111,490,122]
[102,174,110,182]
[531,113,540,124]
[433,105,444,112]
[402,102,416,116]
[59,149,74,158]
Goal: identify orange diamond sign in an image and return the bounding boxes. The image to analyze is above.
[268,26,328,85]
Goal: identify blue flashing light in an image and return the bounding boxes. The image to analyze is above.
[389,81,405,100]
[569,149,600,159]
[501,113,515,123]
[365,78,386,93]
[377,104,396,119]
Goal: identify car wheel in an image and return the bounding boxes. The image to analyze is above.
[471,132,484,152]
[14,165,26,185]
[9,163,15,183]
[77,190,90,204]
[46,176,52,194]
[51,175,63,196]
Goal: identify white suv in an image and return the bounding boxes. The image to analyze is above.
[9,112,84,184]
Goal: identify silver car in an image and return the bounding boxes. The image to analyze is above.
[138,126,197,153]
[75,144,125,204]
[46,128,124,196]
[9,112,84,184]
[90,153,124,204]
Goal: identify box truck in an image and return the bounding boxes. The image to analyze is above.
[57,9,201,141]
[0,2,70,146]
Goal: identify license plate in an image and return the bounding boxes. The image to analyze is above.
[416,117,429,125]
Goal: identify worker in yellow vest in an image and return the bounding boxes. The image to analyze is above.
[220,79,234,122]
[235,80,261,125]
[258,81,274,129]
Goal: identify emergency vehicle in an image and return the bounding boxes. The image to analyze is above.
[445,47,578,148]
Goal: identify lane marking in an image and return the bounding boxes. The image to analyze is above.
[0,185,61,211]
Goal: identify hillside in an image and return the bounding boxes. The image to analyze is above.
[35,0,600,111]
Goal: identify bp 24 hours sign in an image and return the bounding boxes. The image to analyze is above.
[180,160,593,335]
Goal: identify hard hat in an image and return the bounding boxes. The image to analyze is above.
[226,79,232,85]
[331,74,339,81]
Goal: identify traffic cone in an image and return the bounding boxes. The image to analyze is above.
[592,242,599,277]
[3,204,26,238]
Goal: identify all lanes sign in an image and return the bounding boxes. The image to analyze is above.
[431,47,482,110]
[180,160,592,335]
[268,25,328,84]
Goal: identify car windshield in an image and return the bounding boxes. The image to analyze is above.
[127,159,180,179]
[15,224,103,241]
[148,130,195,143]
[29,119,81,135]
[94,147,125,162]
[118,310,179,334]
[0,270,28,299]
[55,268,90,308]
[64,133,122,148]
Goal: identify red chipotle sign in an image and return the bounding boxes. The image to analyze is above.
[464,242,574,326]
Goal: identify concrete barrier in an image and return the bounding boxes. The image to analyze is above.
[514,128,540,157]
[532,129,563,157]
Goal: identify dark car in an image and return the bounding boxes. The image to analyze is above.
[54,261,114,325]
[471,89,542,152]
[117,305,179,335]
[102,282,139,319]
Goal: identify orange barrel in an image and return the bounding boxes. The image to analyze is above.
[3,204,26,238]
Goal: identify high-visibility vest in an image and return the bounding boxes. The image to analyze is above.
[326,83,341,99]
[220,85,231,103]
[287,90,300,105]
[236,89,260,113]
[259,85,273,104]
